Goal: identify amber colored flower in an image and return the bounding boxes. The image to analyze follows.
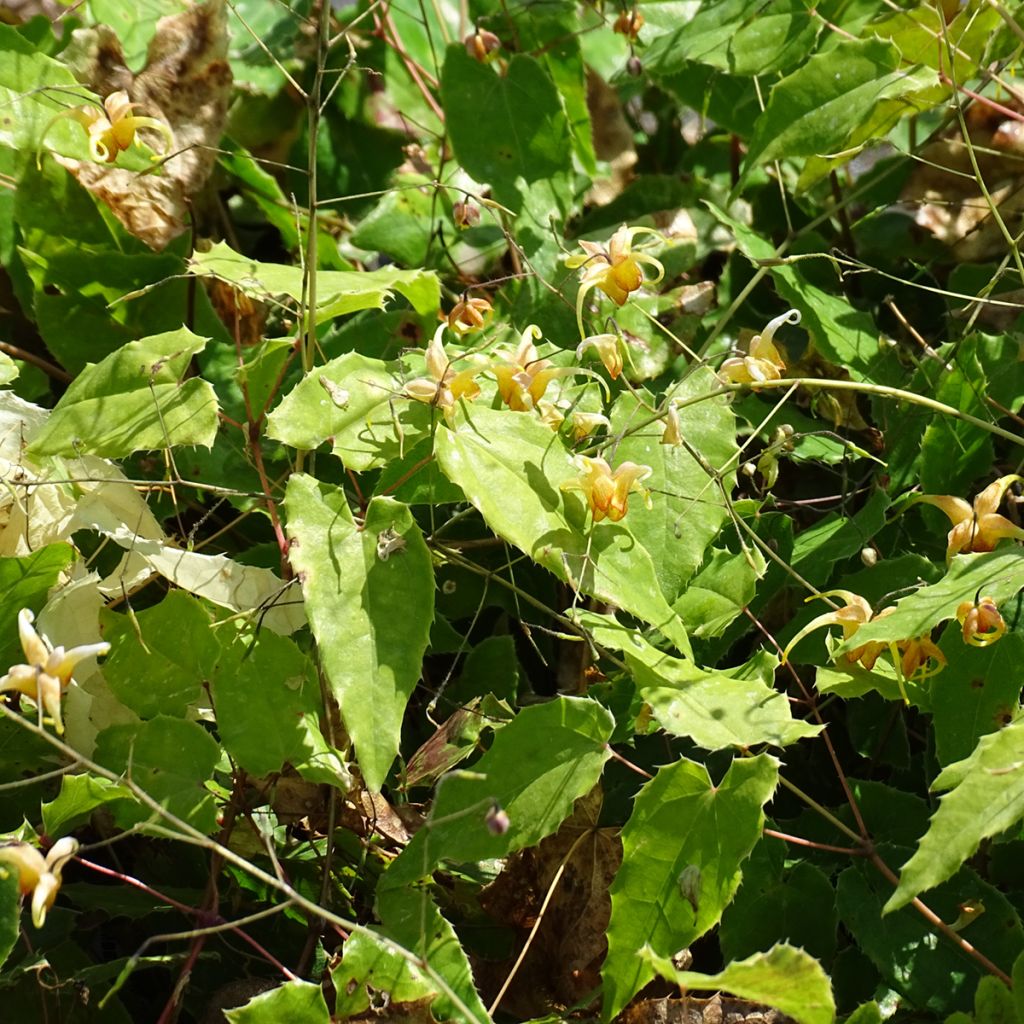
[404,326,486,421]
[897,636,946,682]
[0,837,78,928]
[40,90,174,166]
[661,404,682,447]
[565,225,665,338]
[569,411,611,442]
[613,8,644,38]
[452,201,481,229]
[719,309,801,385]
[916,475,1024,562]
[491,325,575,413]
[576,333,624,380]
[1,609,110,735]
[782,591,886,670]
[464,28,501,61]
[561,455,652,523]
[445,296,493,336]
[957,596,1006,647]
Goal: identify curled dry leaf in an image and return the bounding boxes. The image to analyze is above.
[620,992,791,1024]
[586,69,637,207]
[54,0,232,251]
[477,785,622,1016]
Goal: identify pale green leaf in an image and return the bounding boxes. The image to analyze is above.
[602,753,779,1019]
[434,407,690,655]
[628,638,819,749]
[377,886,491,1024]
[41,775,132,838]
[383,696,613,888]
[284,477,433,791]
[266,352,432,471]
[27,328,219,458]
[673,547,763,638]
[612,375,737,602]
[886,718,1024,912]
[0,352,17,385]
[187,241,439,326]
[332,930,439,1018]
[224,980,330,1023]
[644,944,835,1024]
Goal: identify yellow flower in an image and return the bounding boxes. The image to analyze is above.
[41,90,174,166]
[576,333,624,380]
[915,475,1024,562]
[404,326,486,422]
[561,455,652,523]
[0,837,78,928]
[782,591,886,670]
[569,411,611,442]
[718,309,801,385]
[957,595,1006,647]
[661,403,682,447]
[1,609,110,735]
[783,591,945,701]
[565,225,664,337]
[491,325,574,413]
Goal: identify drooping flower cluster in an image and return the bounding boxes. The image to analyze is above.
[1,609,110,735]
[956,595,1006,647]
[404,325,488,423]
[560,456,653,524]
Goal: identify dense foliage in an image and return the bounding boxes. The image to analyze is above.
[2,0,1024,1021]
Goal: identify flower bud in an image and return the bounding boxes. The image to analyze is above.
[452,201,481,229]
[464,28,501,62]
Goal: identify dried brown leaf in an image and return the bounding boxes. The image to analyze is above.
[54,0,232,251]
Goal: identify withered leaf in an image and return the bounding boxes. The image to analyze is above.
[477,784,622,1016]
[53,0,232,251]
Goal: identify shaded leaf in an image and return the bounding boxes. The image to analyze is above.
[383,696,613,888]
[224,980,330,1023]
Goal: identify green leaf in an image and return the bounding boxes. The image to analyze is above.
[266,352,432,471]
[602,753,779,1019]
[886,717,1024,912]
[740,37,937,187]
[644,944,835,1024]
[41,775,132,838]
[440,47,572,207]
[27,328,219,458]
[224,980,330,1023]
[626,637,819,749]
[94,716,220,834]
[973,977,1017,1024]
[0,543,75,670]
[643,0,819,78]
[434,408,690,655]
[836,549,1024,656]
[211,630,348,786]
[332,930,439,1018]
[931,628,1024,766]
[838,852,1023,1015]
[377,886,491,1024]
[187,241,439,326]
[383,696,613,888]
[0,352,17,386]
[0,867,19,968]
[284,477,434,791]
[612,375,737,602]
[720,841,837,965]
[673,547,763,638]
[99,592,220,719]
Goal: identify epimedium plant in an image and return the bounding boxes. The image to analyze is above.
[2,0,1024,1022]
